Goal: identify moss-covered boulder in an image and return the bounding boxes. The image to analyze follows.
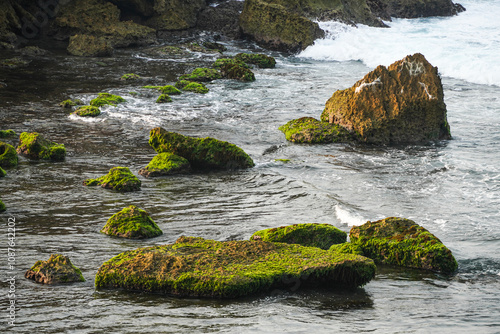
[139,152,191,177]
[84,167,141,192]
[73,106,101,117]
[60,99,84,108]
[95,236,376,298]
[181,82,209,94]
[101,205,163,239]
[251,223,347,250]
[235,53,276,68]
[279,117,355,143]
[179,68,222,82]
[350,217,458,274]
[0,142,17,168]
[149,127,254,170]
[144,0,206,30]
[0,198,5,212]
[156,94,172,103]
[121,73,141,81]
[16,132,66,161]
[322,53,451,144]
[67,34,114,57]
[0,129,16,138]
[25,254,85,284]
[217,61,256,82]
[175,80,191,90]
[329,243,365,256]
[143,85,181,95]
[90,93,126,107]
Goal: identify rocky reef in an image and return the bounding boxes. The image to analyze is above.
[101,205,163,239]
[25,254,85,284]
[349,217,458,274]
[95,236,376,298]
[84,167,141,192]
[139,152,191,177]
[251,223,347,250]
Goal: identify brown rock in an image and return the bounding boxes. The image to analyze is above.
[25,254,85,284]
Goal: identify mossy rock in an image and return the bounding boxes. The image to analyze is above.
[25,254,85,284]
[60,99,84,108]
[0,166,6,177]
[101,205,163,239]
[179,68,222,82]
[329,243,365,256]
[139,152,191,178]
[67,34,114,57]
[218,62,255,82]
[73,106,101,117]
[95,236,376,298]
[235,53,276,68]
[149,127,254,170]
[0,142,18,168]
[0,57,30,69]
[143,85,181,95]
[182,82,209,94]
[279,117,355,143]
[175,80,191,90]
[144,0,206,30]
[84,167,141,192]
[0,199,5,212]
[350,217,458,274]
[121,73,141,81]
[0,129,16,138]
[213,58,249,70]
[90,93,126,107]
[16,132,66,161]
[251,223,347,250]
[156,94,172,103]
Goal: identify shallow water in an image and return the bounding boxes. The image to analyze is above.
[1,3,500,332]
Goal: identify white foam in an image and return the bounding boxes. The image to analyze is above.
[334,205,367,227]
[299,0,500,86]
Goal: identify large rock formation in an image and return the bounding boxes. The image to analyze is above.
[95,236,376,298]
[349,217,458,274]
[25,254,85,284]
[101,205,163,239]
[321,53,451,144]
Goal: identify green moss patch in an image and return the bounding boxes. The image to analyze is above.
[139,152,191,178]
[95,236,375,298]
[329,243,365,256]
[0,166,6,177]
[17,132,66,161]
[25,254,85,284]
[101,205,163,239]
[0,141,18,168]
[84,166,141,192]
[143,85,182,95]
[235,53,276,68]
[0,129,16,138]
[149,127,254,170]
[156,94,173,103]
[73,106,101,117]
[350,217,458,274]
[182,82,209,94]
[121,73,141,81]
[251,223,346,250]
[59,99,84,108]
[279,117,355,143]
[179,68,222,82]
[90,93,126,107]
[0,199,5,212]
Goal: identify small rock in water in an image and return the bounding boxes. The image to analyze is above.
[25,254,85,284]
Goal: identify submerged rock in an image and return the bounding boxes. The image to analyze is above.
[101,205,163,239]
[139,152,191,177]
[0,57,30,69]
[90,93,126,107]
[149,127,254,170]
[321,53,451,144]
[0,142,18,168]
[17,132,66,161]
[349,217,458,274]
[73,106,101,117]
[251,223,347,250]
[279,117,355,144]
[95,236,376,298]
[25,254,85,284]
[121,73,141,81]
[0,129,16,138]
[84,167,141,192]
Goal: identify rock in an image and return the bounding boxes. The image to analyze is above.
[90,93,126,107]
[25,254,85,284]
[95,236,376,298]
[143,85,181,95]
[202,41,227,53]
[144,0,206,30]
[179,68,222,82]
[17,132,66,161]
[0,166,5,177]
[60,99,84,108]
[84,167,141,192]
[109,0,156,17]
[18,46,49,57]
[67,34,114,57]
[279,117,355,144]
[235,53,276,68]
[0,142,18,168]
[214,59,255,82]
[73,106,101,117]
[251,223,347,250]
[156,94,172,103]
[0,198,5,212]
[239,0,325,52]
[0,129,16,138]
[180,81,209,94]
[1,57,30,69]
[149,127,255,170]
[121,73,141,81]
[197,1,244,39]
[329,243,365,256]
[349,217,458,274]
[321,53,451,144]
[101,205,163,239]
[139,152,191,177]
[380,0,465,19]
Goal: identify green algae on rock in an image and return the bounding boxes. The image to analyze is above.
[218,62,255,82]
[279,117,355,143]
[179,68,222,82]
[349,217,458,274]
[67,34,114,57]
[101,205,163,239]
[139,152,191,178]
[149,127,254,170]
[16,132,66,161]
[251,223,347,250]
[181,82,209,94]
[73,106,101,117]
[0,198,5,212]
[156,94,172,103]
[25,254,85,284]
[144,0,206,30]
[121,73,141,81]
[329,243,365,256]
[0,129,16,138]
[95,236,376,298]
[143,85,182,95]
[84,167,141,192]
[90,93,126,107]
[235,53,276,68]
[0,142,18,168]
[0,166,5,177]
[59,99,84,108]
